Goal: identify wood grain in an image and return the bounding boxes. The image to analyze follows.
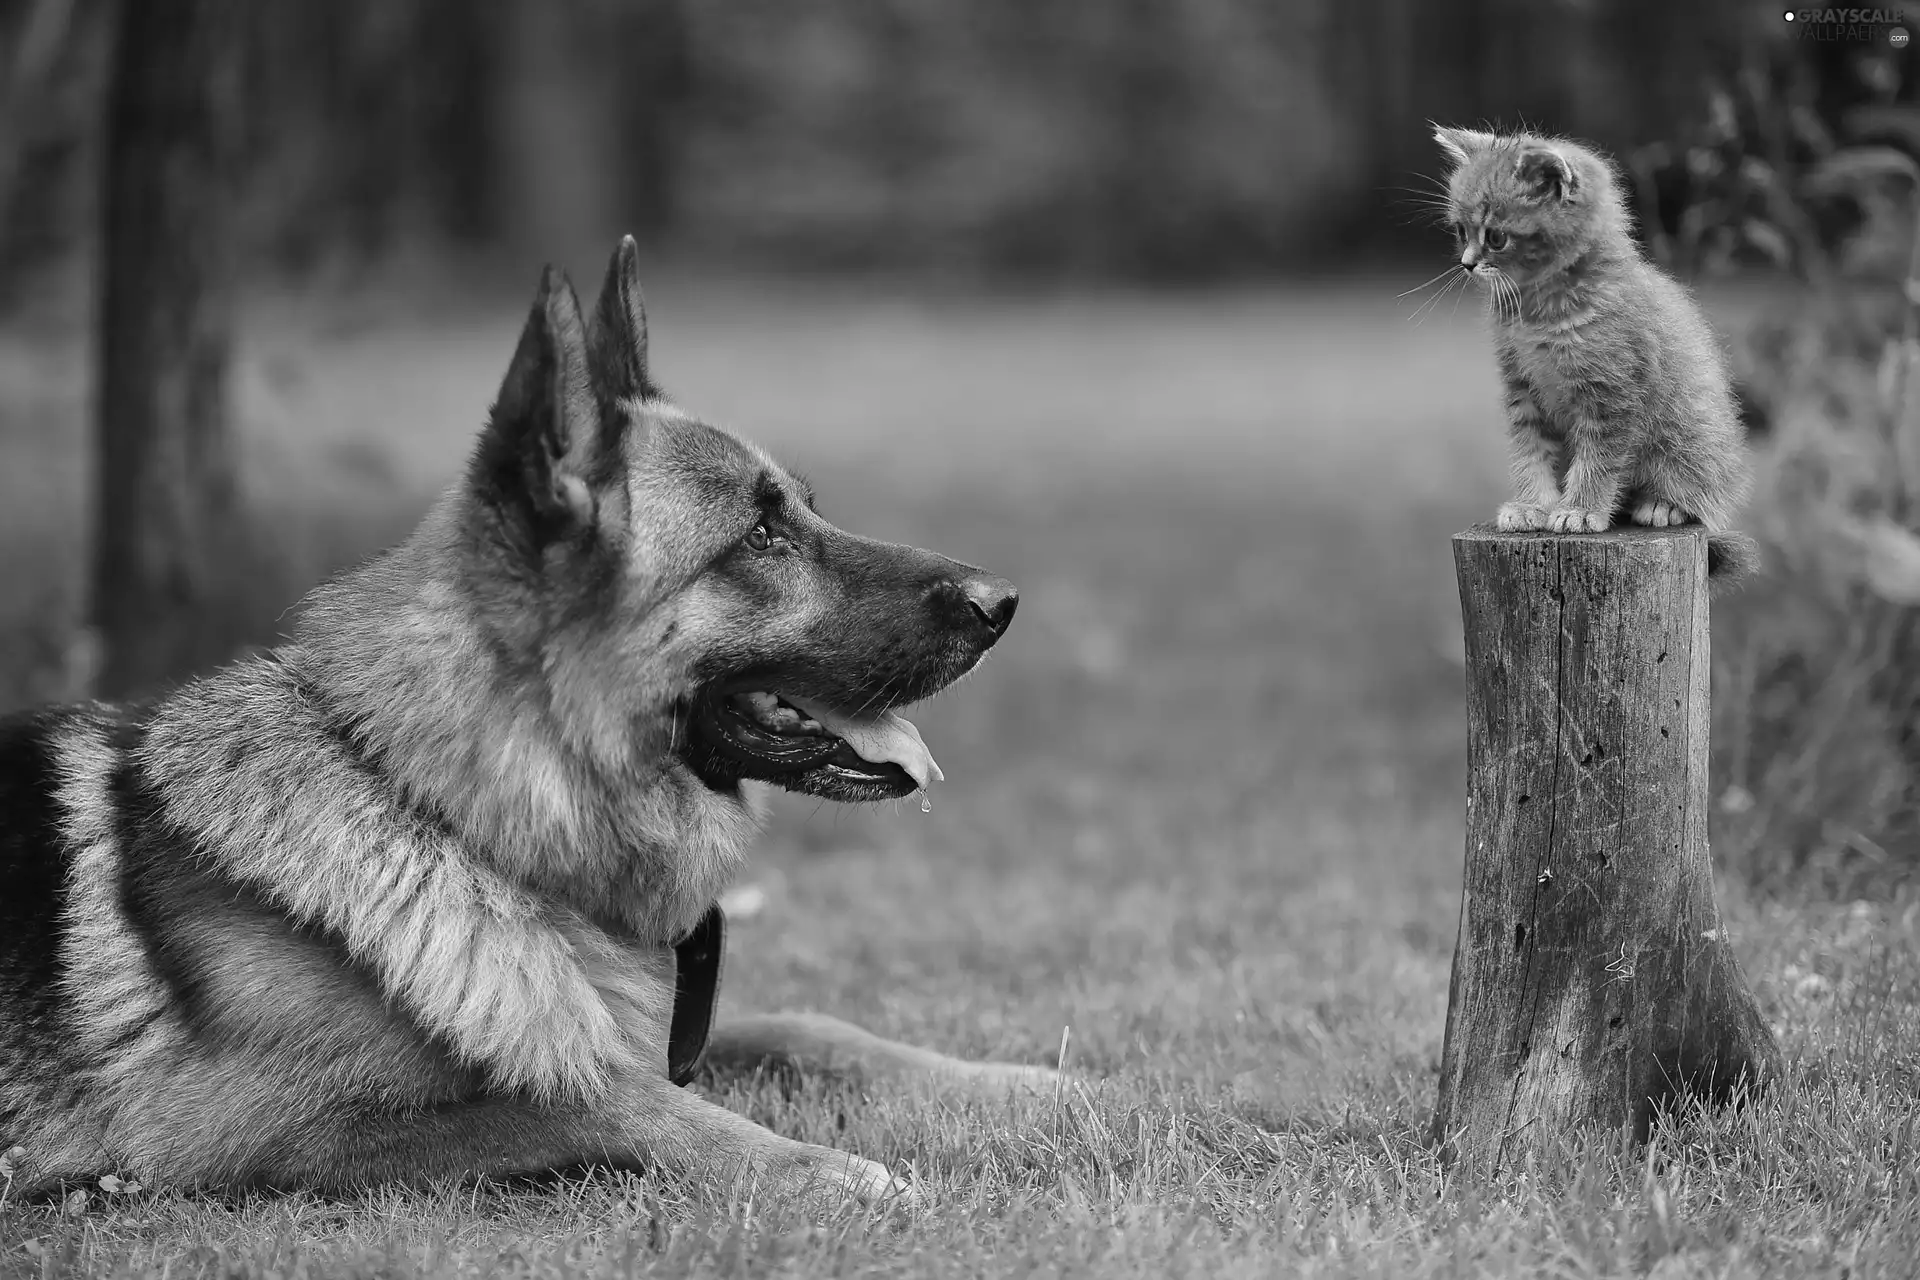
[1432,524,1779,1176]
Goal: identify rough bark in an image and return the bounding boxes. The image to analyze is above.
[92,0,245,697]
[1431,525,1780,1177]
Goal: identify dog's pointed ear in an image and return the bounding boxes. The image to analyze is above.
[1515,145,1577,202]
[1434,124,1496,168]
[588,235,657,404]
[478,265,598,534]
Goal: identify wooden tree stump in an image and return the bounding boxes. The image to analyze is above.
[1430,525,1780,1177]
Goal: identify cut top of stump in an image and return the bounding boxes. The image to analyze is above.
[1453,524,1709,573]
[1453,525,1709,616]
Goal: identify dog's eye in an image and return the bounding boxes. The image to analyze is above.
[743,522,774,552]
[1484,228,1510,251]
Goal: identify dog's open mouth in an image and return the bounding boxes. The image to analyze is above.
[687,688,942,800]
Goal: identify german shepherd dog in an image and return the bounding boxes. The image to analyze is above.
[0,239,1050,1204]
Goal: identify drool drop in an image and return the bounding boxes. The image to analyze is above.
[919,791,932,814]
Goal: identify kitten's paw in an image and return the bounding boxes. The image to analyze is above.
[1629,500,1693,528]
[1547,507,1611,534]
[1496,502,1552,532]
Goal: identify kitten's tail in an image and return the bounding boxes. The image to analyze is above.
[1706,531,1760,594]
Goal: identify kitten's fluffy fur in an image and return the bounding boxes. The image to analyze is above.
[1434,125,1757,584]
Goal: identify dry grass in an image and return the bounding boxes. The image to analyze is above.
[0,276,1914,1277]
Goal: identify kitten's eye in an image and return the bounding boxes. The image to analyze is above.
[743,522,774,552]
[1484,229,1510,251]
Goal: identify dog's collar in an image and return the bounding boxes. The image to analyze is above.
[669,903,725,1086]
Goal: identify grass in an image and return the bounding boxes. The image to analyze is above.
[1,273,1916,1277]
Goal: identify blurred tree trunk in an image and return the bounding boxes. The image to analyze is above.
[1089,0,1184,275]
[613,0,690,239]
[91,0,244,697]
[499,0,613,260]
[0,0,80,306]
[421,0,501,246]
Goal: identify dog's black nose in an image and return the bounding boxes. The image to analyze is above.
[962,574,1018,638]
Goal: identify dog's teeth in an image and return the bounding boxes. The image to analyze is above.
[738,691,786,729]
[734,690,828,735]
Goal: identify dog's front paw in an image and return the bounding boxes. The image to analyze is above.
[846,1156,916,1204]
[1547,507,1610,534]
[1629,499,1693,528]
[1495,502,1551,532]
[784,1144,915,1205]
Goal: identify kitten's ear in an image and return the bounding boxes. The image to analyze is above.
[1433,125,1497,167]
[1515,146,1578,202]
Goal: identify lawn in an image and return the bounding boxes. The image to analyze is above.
[0,273,1915,1277]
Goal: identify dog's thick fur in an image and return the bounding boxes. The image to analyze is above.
[0,240,1048,1203]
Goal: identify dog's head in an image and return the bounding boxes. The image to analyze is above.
[461,239,1015,803]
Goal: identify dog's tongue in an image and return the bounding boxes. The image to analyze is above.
[783,695,944,791]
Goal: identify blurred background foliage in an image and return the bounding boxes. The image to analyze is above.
[0,0,1870,289]
[1615,10,1920,897]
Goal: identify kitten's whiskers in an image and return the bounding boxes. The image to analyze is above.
[1398,266,1461,300]
[1408,269,1469,325]
[1478,270,1520,323]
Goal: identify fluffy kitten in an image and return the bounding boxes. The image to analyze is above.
[1433,125,1757,585]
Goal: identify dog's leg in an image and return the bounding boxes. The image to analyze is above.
[705,1013,1059,1094]
[243,1071,908,1202]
